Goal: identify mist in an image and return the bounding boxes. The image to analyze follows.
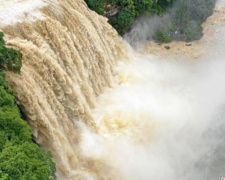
[78,53,225,179]
[124,14,172,46]
[124,0,216,46]
[77,1,225,180]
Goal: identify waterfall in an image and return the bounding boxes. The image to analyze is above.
[0,0,126,179]
[1,0,225,180]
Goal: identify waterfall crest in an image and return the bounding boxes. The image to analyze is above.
[0,0,126,178]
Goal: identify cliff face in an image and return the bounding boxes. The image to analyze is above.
[0,0,126,179]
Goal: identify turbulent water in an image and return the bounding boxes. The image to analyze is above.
[1,0,225,180]
[0,0,126,179]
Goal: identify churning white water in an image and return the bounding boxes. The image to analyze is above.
[80,54,225,180]
[78,2,225,180]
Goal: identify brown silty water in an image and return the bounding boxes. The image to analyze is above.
[1,0,225,180]
[0,0,126,179]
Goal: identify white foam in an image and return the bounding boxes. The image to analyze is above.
[0,0,47,27]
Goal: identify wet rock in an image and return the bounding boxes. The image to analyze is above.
[164,46,171,50]
[186,43,192,46]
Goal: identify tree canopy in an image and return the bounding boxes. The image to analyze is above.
[85,0,175,35]
[155,0,216,42]
[85,0,216,42]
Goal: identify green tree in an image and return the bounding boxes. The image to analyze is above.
[0,32,22,73]
[85,0,215,42]
[84,0,174,35]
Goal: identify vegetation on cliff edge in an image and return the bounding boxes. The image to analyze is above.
[85,0,175,35]
[155,0,216,42]
[85,0,216,43]
[0,32,56,180]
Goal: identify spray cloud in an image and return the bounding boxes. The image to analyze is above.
[124,0,217,46]
[78,1,225,179]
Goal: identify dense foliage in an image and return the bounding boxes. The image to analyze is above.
[85,0,216,42]
[0,32,22,73]
[0,33,56,180]
[85,0,175,35]
[155,0,216,42]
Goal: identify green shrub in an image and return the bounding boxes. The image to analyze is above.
[154,0,216,42]
[85,0,175,35]
[0,33,22,73]
[155,31,172,43]
[85,0,215,42]
[112,9,134,35]
[86,0,104,14]
[0,32,56,180]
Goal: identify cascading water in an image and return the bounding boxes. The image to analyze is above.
[0,0,126,178]
[1,0,225,180]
